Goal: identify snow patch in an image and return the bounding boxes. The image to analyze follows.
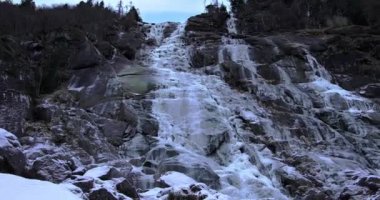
[0,173,81,200]
[0,128,19,148]
[83,166,111,179]
[160,171,197,186]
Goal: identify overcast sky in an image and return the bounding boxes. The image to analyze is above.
[17,0,231,23]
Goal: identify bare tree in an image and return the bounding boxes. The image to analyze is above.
[117,0,123,16]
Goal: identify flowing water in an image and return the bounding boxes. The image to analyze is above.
[134,16,380,199]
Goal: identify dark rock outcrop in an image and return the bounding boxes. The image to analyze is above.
[89,188,118,200]
[231,0,380,35]
[185,5,229,34]
[0,129,26,175]
[70,40,103,69]
[116,179,139,199]
[157,157,220,189]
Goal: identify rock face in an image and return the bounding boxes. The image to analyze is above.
[1,1,380,200]
[70,40,103,69]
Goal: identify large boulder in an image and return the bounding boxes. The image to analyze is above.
[111,30,144,60]
[89,188,118,200]
[138,115,159,137]
[116,179,139,199]
[157,155,220,189]
[72,176,95,193]
[95,118,128,146]
[359,83,380,98]
[70,40,103,69]
[0,129,26,175]
[28,153,75,183]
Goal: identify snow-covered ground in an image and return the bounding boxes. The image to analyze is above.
[0,173,82,200]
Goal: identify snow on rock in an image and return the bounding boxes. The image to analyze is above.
[0,173,82,200]
[160,171,197,186]
[0,128,26,175]
[0,128,20,148]
[83,165,112,179]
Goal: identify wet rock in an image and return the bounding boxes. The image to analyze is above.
[145,146,179,166]
[315,110,349,131]
[257,64,282,84]
[359,83,380,98]
[338,185,372,200]
[158,156,220,189]
[139,116,159,136]
[364,112,380,126]
[326,93,349,111]
[245,36,278,64]
[303,189,332,200]
[96,118,128,146]
[89,188,117,200]
[273,38,308,61]
[70,41,103,69]
[357,175,380,191]
[119,134,153,157]
[108,159,133,177]
[190,46,219,68]
[202,130,229,155]
[168,192,206,200]
[89,100,138,125]
[163,22,178,39]
[0,129,26,175]
[221,61,252,90]
[72,176,94,193]
[276,166,314,197]
[116,179,139,199]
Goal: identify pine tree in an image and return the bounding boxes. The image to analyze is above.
[20,0,35,10]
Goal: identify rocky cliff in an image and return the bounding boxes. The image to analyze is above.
[0,1,380,200]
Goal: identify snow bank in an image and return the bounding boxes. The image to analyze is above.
[0,173,81,200]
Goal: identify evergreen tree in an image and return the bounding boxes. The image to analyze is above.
[20,0,35,9]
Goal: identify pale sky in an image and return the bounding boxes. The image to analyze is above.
[17,0,231,23]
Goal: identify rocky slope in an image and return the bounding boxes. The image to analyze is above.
[1,1,380,200]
